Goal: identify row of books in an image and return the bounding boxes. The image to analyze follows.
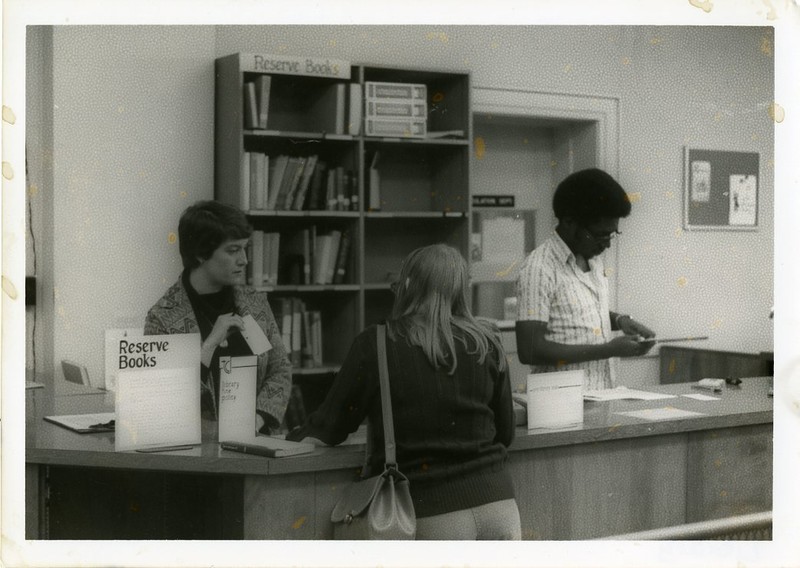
[273,297,324,369]
[241,153,358,212]
[247,228,352,286]
[244,78,362,136]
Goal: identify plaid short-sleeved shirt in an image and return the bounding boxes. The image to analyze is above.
[516,232,616,390]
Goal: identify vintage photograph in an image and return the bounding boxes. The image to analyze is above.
[4,2,798,567]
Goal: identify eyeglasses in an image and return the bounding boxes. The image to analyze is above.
[581,227,621,244]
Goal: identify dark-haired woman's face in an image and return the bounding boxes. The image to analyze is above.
[196,238,249,288]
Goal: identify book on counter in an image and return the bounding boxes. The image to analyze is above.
[220,435,314,458]
[44,412,116,433]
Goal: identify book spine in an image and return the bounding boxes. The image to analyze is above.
[260,154,269,211]
[325,170,337,212]
[267,155,289,210]
[365,117,426,138]
[336,167,346,211]
[369,153,381,211]
[311,311,323,366]
[334,83,346,135]
[251,230,264,287]
[275,158,300,211]
[325,230,342,285]
[290,298,303,367]
[283,157,307,210]
[250,153,260,210]
[307,160,326,211]
[220,442,278,458]
[278,297,292,356]
[302,229,311,285]
[313,235,332,285]
[253,154,267,210]
[256,75,272,129]
[348,169,359,212]
[292,154,318,211]
[347,83,362,136]
[366,100,426,119]
[332,230,352,284]
[365,81,426,101]
[244,81,259,129]
[241,152,251,212]
[300,311,314,369]
[267,232,280,285]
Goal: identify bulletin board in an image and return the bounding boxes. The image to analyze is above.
[683,147,759,231]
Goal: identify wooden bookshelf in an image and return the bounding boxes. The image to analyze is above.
[215,53,471,409]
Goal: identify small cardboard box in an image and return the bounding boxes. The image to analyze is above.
[526,370,584,429]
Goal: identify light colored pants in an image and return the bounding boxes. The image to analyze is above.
[415,498,521,540]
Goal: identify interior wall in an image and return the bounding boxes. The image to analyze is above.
[30,25,773,386]
[48,26,216,388]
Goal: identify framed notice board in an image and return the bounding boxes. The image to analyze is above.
[683,147,759,231]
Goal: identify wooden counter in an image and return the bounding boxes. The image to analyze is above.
[26,377,773,540]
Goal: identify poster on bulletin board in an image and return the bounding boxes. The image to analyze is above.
[683,147,759,230]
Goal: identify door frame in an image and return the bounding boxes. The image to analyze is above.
[471,86,621,305]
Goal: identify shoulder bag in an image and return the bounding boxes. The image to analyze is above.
[330,324,416,540]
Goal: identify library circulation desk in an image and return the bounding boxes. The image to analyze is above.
[26,377,772,540]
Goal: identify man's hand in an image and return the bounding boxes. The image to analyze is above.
[618,317,655,340]
[607,335,655,357]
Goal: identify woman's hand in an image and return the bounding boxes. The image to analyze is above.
[201,312,245,366]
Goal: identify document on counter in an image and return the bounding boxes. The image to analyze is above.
[115,366,201,452]
[682,393,721,401]
[583,387,677,402]
[616,407,707,421]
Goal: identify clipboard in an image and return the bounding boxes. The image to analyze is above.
[637,336,709,344]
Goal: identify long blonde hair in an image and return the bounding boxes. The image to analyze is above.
[387,244,507,375]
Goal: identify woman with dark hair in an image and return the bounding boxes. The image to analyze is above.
[288,244,520,540]
[145,200,291,433]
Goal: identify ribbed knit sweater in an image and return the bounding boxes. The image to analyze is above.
[289,324,516,518]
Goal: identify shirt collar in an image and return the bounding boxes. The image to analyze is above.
[551,231,576,264]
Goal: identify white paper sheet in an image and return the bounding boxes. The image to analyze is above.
[690,160,711,202]
[616,407,707,421]
[115,367,201,452]
[682,393,721,401]
[241,314,272,355]
[583,387,677,401]
[729,173,757,225]
[218,355,258,442]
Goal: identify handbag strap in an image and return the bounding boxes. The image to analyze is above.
[376,324,398,468]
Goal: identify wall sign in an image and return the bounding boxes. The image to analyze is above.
[683,147,759,231]
[472,195,515,208]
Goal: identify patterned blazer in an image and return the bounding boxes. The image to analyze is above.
[144,278,292,426]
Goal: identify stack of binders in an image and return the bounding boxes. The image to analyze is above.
[364,81,427,138]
